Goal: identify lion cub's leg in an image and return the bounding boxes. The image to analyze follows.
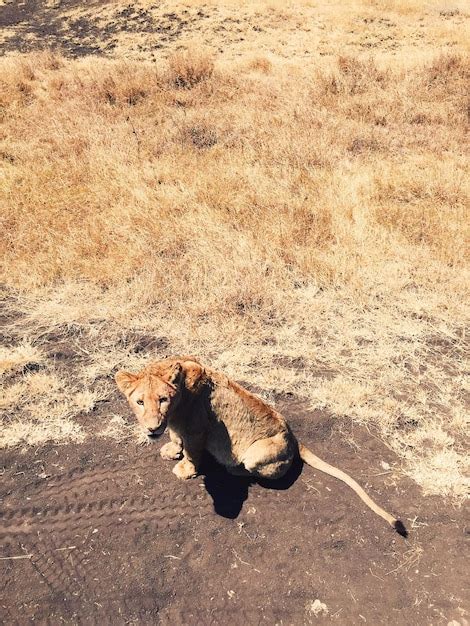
[172,433,205,480]
[242,433,294,480]
[160,429,183,461]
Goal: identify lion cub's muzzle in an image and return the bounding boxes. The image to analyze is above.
[145,419,167,438]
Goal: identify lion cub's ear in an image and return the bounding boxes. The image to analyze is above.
[115,371,138,395]
[168,362,183,387]
[182,361,206,393]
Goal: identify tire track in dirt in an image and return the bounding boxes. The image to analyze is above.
[1,456,213,608]
[2,492,209,539]
[2,493,213,542]
[1,455,215,618]
[3,531,145,611]
[26,534,90,597]
[2,456,213,542]
[158,605,284,624]
[19,455,164,505]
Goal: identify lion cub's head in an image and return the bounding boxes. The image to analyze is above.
[115,358,206,437]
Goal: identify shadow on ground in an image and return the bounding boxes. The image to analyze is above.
[202,453,303,519]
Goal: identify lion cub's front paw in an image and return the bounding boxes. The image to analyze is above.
[160,442,183,461]
[172,459,198,480]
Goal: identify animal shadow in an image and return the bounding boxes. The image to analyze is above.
[201,453,303,519]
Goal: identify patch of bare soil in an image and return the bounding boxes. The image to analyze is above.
[1,0,465,61]
[1,395,468,624]
[0,0,206,57]
[0,1,230,58]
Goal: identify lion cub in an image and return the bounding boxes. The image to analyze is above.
[116,356,406,535]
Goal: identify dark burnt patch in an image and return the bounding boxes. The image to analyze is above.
[0,1,213,57]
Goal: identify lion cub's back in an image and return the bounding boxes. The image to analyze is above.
[206,372,288,465]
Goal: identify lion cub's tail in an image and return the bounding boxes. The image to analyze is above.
[298,443,407,536]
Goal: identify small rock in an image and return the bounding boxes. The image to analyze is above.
[306,599,329,617]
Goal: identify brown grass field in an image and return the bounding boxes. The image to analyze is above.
[0,0,469,623]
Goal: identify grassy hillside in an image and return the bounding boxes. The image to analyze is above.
[0,0,469,498]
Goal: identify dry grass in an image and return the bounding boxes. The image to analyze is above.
[168,45,215,88]
[0,1,469,498]
[0,344,89,448]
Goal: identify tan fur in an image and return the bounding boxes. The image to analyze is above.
[115,357,405,534]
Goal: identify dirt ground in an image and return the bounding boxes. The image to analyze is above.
[1,384,469,625]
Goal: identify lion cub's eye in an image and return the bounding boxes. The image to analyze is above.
[159,397,169,404]
[136,399,144,406]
